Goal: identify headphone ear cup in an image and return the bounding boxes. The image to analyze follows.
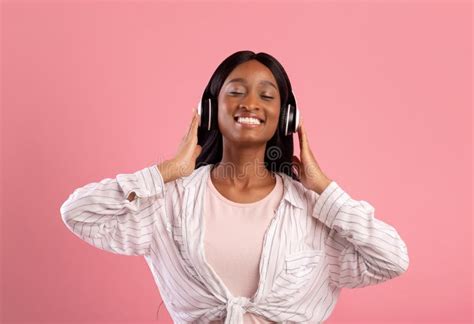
[288,104,298,134]
[197,99,203,127]
[279,103,301,136]
[294,106,300,132]
[287,90,300,135]
[279,104,289,136]
[197,98,208,130]
[198,97,218,131]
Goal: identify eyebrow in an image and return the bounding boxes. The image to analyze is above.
[226,77,277,90]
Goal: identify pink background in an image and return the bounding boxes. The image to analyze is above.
[1,1,472,323]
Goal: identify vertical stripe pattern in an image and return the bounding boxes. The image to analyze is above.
[60,163,409,323]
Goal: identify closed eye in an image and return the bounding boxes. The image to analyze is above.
[230,92,273,100]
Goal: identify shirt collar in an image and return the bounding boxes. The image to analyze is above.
[182,164,304,210]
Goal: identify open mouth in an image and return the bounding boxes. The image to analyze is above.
[234,116,265,126]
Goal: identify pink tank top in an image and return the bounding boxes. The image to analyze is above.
[204,171,283,324]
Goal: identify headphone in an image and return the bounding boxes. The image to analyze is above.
[197,90,300,136]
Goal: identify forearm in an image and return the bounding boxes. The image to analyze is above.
[156,159,183,184]
[310,172,332,195]
[126,160,179,202]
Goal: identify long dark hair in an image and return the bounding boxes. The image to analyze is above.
[195,50,300,181]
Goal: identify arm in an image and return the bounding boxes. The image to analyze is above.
[60,105,200,256]
[309,181,409,288]
[59,161,177,256]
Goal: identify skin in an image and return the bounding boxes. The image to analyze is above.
[152,59,332,205]
[210,59,282,202]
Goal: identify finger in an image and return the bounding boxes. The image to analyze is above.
[297,119,304,151]
[193,106,200,124]
[299,119,309,149]
[193,144,202,159]
[186,108,198,138]
[191,107,200,137]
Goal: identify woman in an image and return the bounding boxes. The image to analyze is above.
[60,50,409,323]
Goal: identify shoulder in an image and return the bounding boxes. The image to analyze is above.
[278,171,314,195]
[275,171,318,209]
[164,164,212,193]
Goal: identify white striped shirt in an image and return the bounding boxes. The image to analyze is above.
[60,163,409,323]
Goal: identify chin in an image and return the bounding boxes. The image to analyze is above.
[220,121,276,144]
[227,134,272,147]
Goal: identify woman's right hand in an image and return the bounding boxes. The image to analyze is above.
[174,107,203,177]
[159,107,202,183]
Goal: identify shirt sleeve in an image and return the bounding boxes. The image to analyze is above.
[309,181,409,288]
[59,164,166,256]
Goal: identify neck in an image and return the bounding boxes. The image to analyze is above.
[212,139,273,188]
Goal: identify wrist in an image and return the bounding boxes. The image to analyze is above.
[311,175,332,195]
[157,159,182,183]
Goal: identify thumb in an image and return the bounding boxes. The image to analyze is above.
[292,155,301,178]
[193,144,202,158]
[292,155,301,165]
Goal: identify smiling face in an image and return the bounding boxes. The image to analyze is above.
[217,59,281,146]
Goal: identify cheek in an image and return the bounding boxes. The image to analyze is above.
[263,113,280,135]
[217,96,233,113]
[217,106,234,123]
[216,107,236,134]
[269,110,282,132]
[271,109,281,126]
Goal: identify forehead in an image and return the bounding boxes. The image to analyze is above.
[224,60,277,88]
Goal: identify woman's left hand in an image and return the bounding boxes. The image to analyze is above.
[292,118,333,195]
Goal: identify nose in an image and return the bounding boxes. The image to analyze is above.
[239,92,260,111]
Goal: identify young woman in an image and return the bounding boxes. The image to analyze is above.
[60,50,409,323]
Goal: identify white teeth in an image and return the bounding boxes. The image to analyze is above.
[236,117,261,125]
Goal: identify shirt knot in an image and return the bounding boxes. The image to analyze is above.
[224,296,251,324]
